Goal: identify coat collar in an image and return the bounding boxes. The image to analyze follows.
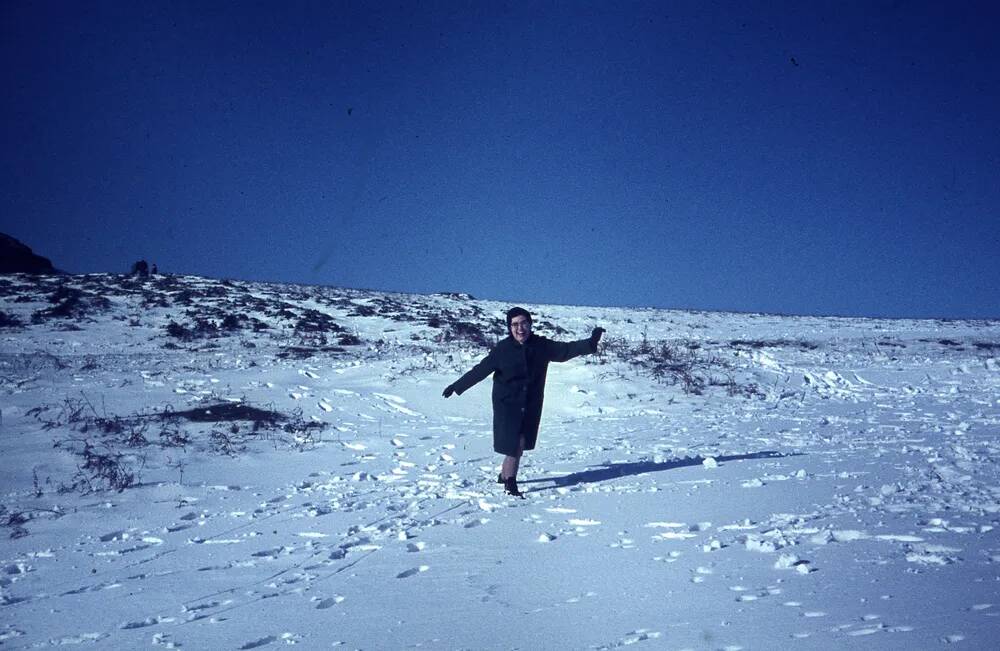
[503,333,537,348]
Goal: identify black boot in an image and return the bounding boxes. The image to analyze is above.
[497,472,504,484]
[503,476,524,498]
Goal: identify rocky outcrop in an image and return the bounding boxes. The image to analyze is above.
[0,233,57,274]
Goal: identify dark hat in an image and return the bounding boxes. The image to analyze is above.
[505,306,532,329]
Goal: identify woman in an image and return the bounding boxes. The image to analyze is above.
[443,307,604,497]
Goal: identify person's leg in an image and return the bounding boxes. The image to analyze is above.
[500,435,526,480]
[501,454,519,480]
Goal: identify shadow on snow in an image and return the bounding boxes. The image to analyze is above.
[520,450,799,494]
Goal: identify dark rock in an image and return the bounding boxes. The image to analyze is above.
[0,233,57,274]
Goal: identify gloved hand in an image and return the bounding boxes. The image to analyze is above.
[590,327,605,351]
[442,384,456,398]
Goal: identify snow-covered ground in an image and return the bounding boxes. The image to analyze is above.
[2,273,999,649]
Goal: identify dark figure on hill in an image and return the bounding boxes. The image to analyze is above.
[131,260,149,277]
[443,307,604,497]
[151,263,158,275]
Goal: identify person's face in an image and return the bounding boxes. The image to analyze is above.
[510,315,531,343]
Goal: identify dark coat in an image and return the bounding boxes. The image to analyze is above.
[451,333,596,456]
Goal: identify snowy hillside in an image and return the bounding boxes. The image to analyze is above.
[2,273,999,649]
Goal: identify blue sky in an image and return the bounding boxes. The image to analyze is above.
[2,1,998,318]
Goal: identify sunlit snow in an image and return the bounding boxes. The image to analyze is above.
[1,273,999,648]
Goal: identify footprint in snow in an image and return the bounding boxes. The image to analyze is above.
[595,629,661,649]
[151,632,180,648]
[99,530,129,542]
[46,633,107,645]
[251,546,291,559]
[182,600,220,615]
[609,535,635,549]
[731,585,767,602]
[121,615,174,629]
[647,521,699,541]
[373,392,423,416]
[314,595,345,609]
[563,591,598,604]
[388,402,422,416]
[690,566,714,583]
[774,553,813,573]
[565,518,600,535]
[396,565,429,579]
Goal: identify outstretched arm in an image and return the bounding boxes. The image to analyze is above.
[443,349,496,397]
[545,327,605,363]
